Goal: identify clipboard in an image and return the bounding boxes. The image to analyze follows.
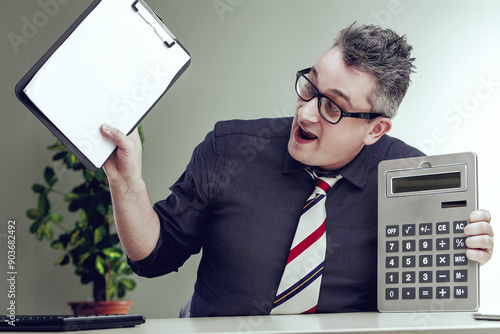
[15,0,191,171]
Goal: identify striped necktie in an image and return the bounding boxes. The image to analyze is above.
[271,170,342,314]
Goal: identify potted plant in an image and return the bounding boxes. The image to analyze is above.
[25,127,144,315]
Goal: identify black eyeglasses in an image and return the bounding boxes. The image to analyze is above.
[295,68,385,124]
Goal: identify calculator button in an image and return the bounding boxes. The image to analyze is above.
[436,238,450,250]
[419,223,432,235]
[419,271,433,283]
[386,225,399,237]
[386,241,399,252]
[402,224,416,236]
[402,271,416,284]
[419,287,433,299]
[454,269,468,282]
[453,237,467,249]
[454,253,468,265]
[386,272,399,284]
[386,256,399,268]
[419,254,433,267]
[436,254,450,266]
[419,239,433,251]
[402,256,415,267]
[386,288,399,300]
[402,287,416,299]
[436,222,450,234]
[454,286,468,298]
[436,270,450,282]
[454,221,467,233]
[402,240,416,252]
[436,287,450,299]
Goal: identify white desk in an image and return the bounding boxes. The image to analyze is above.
[80,312,500,334]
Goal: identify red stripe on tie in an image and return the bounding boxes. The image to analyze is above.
[302,305,317,314]
[287,220,326,264]
[316,178,331,193]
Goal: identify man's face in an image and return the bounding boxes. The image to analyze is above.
[288,46,387,171]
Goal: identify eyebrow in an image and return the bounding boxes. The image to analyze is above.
[310,66,354,110]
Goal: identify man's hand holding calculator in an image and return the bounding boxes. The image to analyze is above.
[465,209,494,266]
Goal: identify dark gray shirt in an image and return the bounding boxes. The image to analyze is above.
[128,117,424,317]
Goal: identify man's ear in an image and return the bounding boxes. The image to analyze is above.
[364,117,392,146]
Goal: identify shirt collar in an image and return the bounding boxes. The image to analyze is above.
[283,143,374,190]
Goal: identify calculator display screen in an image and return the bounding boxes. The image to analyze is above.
[392,171,461,194]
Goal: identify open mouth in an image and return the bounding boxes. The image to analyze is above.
[298,126,318,140]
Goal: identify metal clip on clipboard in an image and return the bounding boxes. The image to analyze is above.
[132,0,176,47]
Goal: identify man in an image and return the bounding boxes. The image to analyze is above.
[100,23,493,317]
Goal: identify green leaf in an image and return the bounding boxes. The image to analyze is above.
[94,226,106,245]
[52,151,67,161]
[55,254,70,266]
[119,278,136,290]
[26,209,40,220]
[29,219,41,233]
[43,223,53,240]
[49,213,63,224]
[102,247,122,260]
[51,240,65,250]
[38,192,50,217]
[64,193,80,202]
[78,252,91,266]
[44,166,57,186]
[95,256,106,275]
[32,184,46,193]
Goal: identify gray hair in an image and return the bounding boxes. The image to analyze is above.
[332,23,416,119]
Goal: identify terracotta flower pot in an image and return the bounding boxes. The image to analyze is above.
[68,300,133,315]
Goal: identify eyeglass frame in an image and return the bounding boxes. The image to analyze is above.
[295,68,386,125]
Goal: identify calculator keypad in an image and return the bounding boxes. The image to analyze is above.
[381,220,477,310]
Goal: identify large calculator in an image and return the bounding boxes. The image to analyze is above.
[377,152,479,312]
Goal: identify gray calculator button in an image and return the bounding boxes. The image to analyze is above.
[453,237,467,249]
[436,222,450,234]
[454,286,468,298]
[453,221,467,233]
[419,223,432,235]
[386,241,399,253]
[402,240,416,252]
[436,287,450,299]
[453,253,468,265]
[419,287,433,299]
[419,271,433,283]
[402,271,416,284]
[402,256,415,267]
[386,256,399,268]
[419,239,433,251]
[386,272,399,284]
[402,224,416,236]
[436,254,450,266]
[402,287,416,299]
[419,254,433,267]
[386,225,399,237]
[386,288,399,300]
[454,270,468,282]
[436,238,450,250]
[436,270,450,282]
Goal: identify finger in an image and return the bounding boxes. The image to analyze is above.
[464,221,494,238]
[466,248,492,266]
[466,234,494,250]
[101,124,129,148]
[469,209,491,223]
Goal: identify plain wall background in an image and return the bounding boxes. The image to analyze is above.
[1,0,499,319]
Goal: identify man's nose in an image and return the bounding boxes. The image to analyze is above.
[298,98,321,123]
